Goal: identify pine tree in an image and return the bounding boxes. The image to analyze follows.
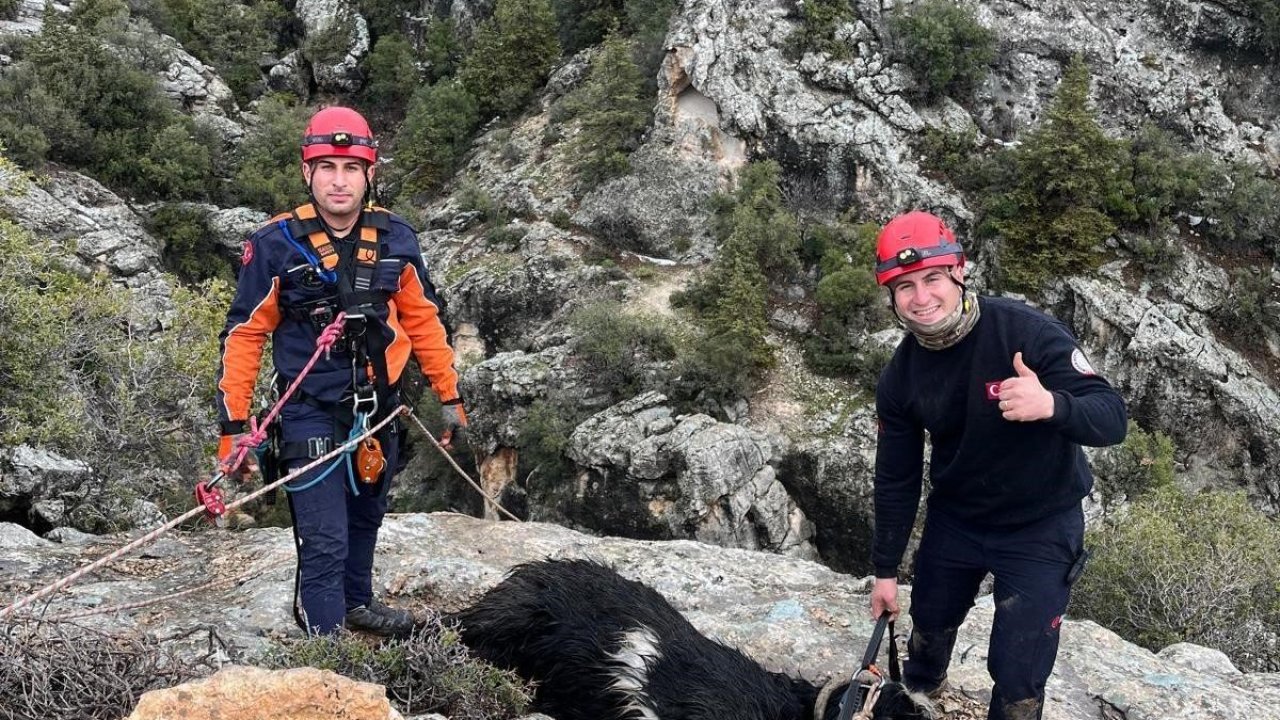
[987,55,1133,290]
[460,0,561,119]
[394,80,481,195]
[563,30,650,189]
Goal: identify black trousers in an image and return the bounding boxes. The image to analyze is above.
[904,504,1084,720]
[281,401,401,635]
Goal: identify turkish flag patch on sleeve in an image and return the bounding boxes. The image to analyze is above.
[240,240,254,266]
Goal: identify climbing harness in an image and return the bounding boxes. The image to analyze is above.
[194,311,349,523]
[835,612,902,720]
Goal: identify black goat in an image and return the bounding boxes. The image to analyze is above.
[450,559,932,720]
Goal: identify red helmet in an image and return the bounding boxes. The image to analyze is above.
[874,211,965,286]
[301,106,377,165]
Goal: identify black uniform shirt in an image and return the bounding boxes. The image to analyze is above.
[871,296,1127,578]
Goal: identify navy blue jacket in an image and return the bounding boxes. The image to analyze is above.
[872,296,1127,578]
[215,208,459,436]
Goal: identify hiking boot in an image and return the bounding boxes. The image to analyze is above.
[345,601,414,637]
[369,599,415,625]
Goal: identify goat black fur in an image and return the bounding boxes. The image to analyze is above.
[449,559,932,720]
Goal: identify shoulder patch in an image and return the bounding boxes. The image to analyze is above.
[240,240,254,266]
[1070,348,1096,375]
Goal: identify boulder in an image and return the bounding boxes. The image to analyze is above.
[562,392,818,558]
[127,665,404,720]
[296,0,370,93]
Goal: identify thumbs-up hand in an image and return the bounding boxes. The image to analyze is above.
[998,351,1055,421]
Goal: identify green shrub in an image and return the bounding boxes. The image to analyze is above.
[570,300,676,401]
[137,119,219,199]
[516,397,581,482]
[914,127,984,188]
[1128,124,1209,236]
[1195,160,1280,260]
[1249,0,1280,56]
[550,0,675,66]
[0,0,19,20]
[229,94,311,212]
[982,56,1133,290]
[1214,267,1276,339]
[787,0,857,60]
[670,162,802,402]
[137,0,286,105]
[456,180,506,225]
[561,30,651,190]
[148,203,236,284]
[552,0,621,54]
[420,15,464,83]
[265,620,534,717]
[709,161,801,281]
[459,0,560,119]
[1072,486,1280,671]
[621,0,678,78]
[0,208,230,527]
[0,10,218,199]
[689,243,775,394]
[890,0,997,101]
[392,81,481,198]
[1094,420,1175,505]
[361,34,422,121]
[358,0,417,38]
[802,221,891,381]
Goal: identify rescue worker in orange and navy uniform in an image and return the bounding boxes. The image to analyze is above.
[215,106,467,637]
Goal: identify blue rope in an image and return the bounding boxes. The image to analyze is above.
[276,219,338,285]
[282,413,370,496]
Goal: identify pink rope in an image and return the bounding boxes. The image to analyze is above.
[220,312,347,475]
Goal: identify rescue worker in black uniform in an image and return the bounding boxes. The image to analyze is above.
[867,211,1127,719]
[215,106,467,636]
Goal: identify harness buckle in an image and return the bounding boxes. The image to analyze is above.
[306,437,334,459]
[344,311,367,337]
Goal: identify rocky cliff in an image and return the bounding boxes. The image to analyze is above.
[0,0,1278,714]
[4,515,1280,719]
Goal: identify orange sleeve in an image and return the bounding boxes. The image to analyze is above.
[391,264,460,402]
[215,277,281,424]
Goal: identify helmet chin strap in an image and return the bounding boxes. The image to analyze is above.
[892,276,981,351]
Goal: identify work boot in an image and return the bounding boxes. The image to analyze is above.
[369,599,415,626]
[345,600,414,637]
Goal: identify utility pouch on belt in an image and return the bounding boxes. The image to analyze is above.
[1066,548,1091,586]
[356,436,386,484]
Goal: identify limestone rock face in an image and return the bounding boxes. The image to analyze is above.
[662,0,966,220]
[127,665,404,720]
[562,392,818,558]
[297,0,370,93]
[3,515,1277,718]
[0,168,161,279]
[1044,273,1280,510]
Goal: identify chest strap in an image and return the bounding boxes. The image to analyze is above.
[286,203,391,292]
